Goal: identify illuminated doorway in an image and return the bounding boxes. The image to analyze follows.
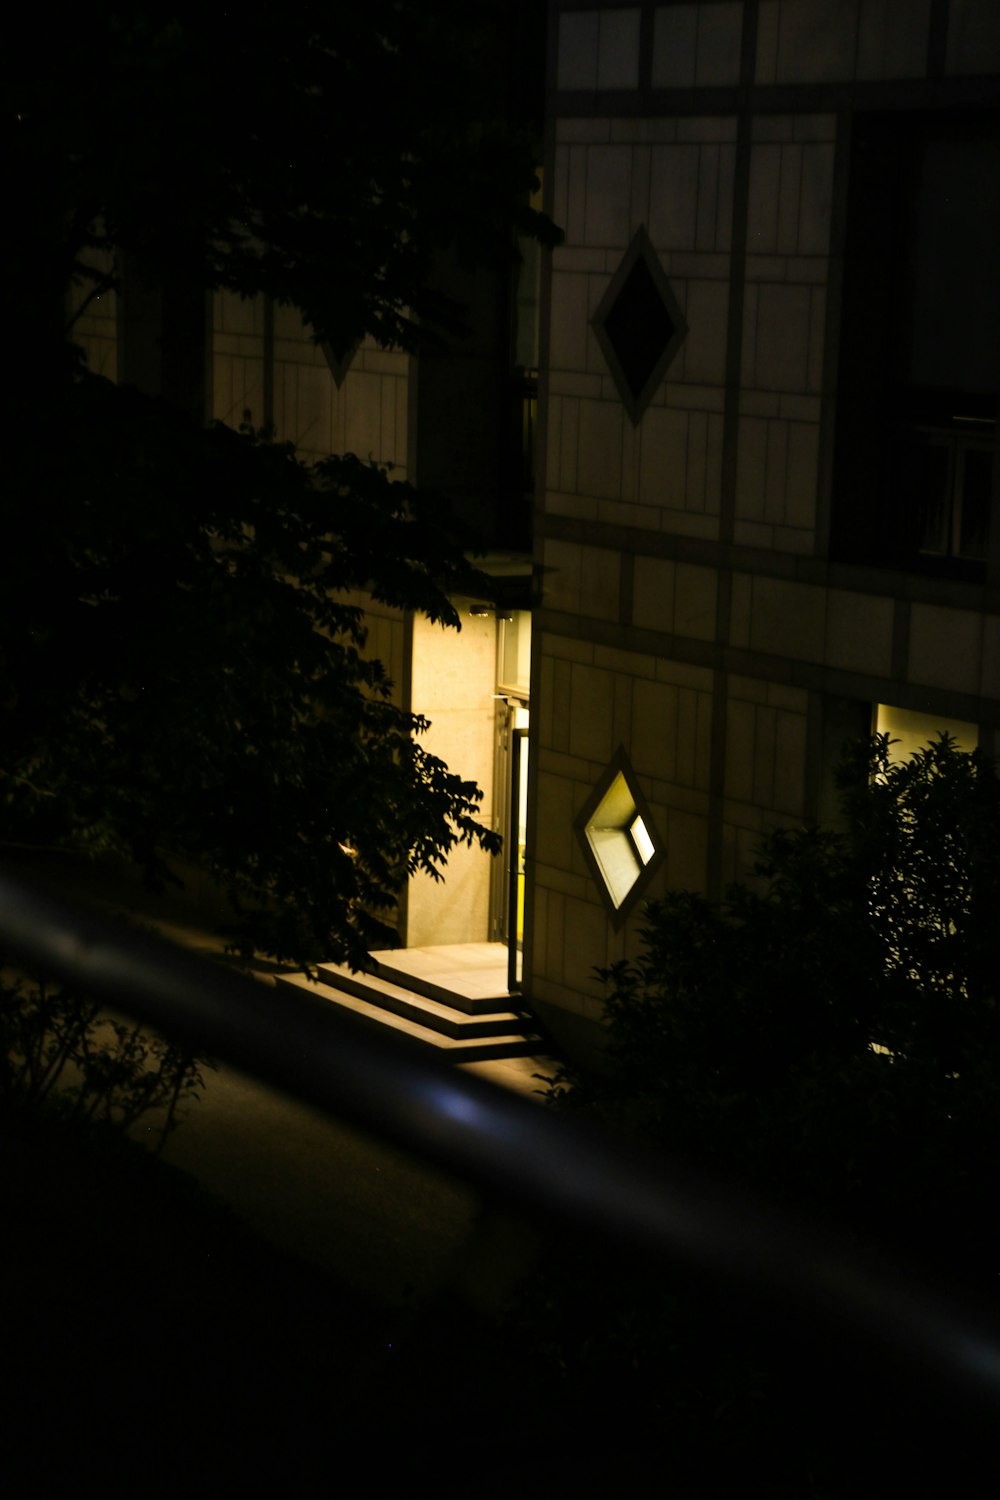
[403,602,530,977]
[492,703,529,988]
[492,613,531,989]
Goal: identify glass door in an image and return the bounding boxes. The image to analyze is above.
[491,697,529,988]
[493,612,531,989]
[506,726,528,991]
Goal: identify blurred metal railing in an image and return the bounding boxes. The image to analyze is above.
[3,861,1000,1412]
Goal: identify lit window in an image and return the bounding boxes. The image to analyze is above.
[575,749,663,924]
[874,704,978,764]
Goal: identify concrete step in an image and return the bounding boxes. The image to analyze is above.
[276,971,540,1063]
[348,948,514,1017]
[308,963,527,1039]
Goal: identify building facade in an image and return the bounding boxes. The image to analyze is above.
[70,2,1000,1062]
[525,0,1000,1057]
[208,278,535,963]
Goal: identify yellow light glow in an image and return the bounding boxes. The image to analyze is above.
[875,704,978,764]
[631,814,655,865]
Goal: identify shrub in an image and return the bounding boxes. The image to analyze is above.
[0,965,206,1149]
[523,735,1000,1491]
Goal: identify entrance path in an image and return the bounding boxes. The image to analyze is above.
[155,1053,483,1307]
[113,911,555,1311]
[10,854,556,1306]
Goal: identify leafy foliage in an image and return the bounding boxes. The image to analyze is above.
[1,965,206,1149]
[527,735,1000,1489]
[553,736,1000,1245]
[3,380,502,962]
[9,2,557,369]
[3,3,555,963]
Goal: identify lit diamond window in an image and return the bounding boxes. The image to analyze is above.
[592,226,687,425]
[575,748,663,925]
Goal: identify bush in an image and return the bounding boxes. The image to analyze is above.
[521,734,1000,1491]
[552,734,1000,1267]
[0,964,206,1149]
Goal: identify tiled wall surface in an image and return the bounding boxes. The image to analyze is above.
[212,291,266,435]
[557,2,1000,91]
[738,112,832,555]
[213,292,409,474]
[211,290,502,950]
[532,0,1000,1033]
[549,114,734,541]
[69,250,118,381]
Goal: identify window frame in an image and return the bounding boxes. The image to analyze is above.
[830,109,1000,581]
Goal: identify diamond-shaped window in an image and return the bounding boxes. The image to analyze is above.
[321,338,360,389]
[574,747,664,926]
[592,226,687,425]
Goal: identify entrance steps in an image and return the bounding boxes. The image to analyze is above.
[276,943,542,1064]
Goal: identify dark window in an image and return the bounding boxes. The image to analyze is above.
[831,113,999,579]
[913,429,992,563]
[603,258,677,402]
[591,226,687,425]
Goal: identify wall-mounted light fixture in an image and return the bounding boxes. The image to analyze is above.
[468,603,514,621]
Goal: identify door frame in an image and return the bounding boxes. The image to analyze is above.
[506,724,528,993]
[491,696,529,990]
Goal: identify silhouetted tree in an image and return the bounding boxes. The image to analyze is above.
[2,2,558,962]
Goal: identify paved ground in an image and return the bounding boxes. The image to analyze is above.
[16,856,557,1309]
[135,909,557,1307]
[155,1052,484,1306]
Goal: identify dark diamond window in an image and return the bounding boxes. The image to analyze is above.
[592,226,687,425]
[321,338,359,389]
[604,259,675,400]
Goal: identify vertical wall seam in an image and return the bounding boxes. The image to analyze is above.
[708,0,757,900]
[927,0,951,81]
[262,296,274,433]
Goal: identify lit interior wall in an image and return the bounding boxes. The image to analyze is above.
[499,612,532,695]
[406,607,499,947]
[875,704,979,762]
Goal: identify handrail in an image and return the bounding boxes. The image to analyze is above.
[3,860,1000,1412]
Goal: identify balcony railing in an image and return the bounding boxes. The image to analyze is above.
[3,860,1000,1416]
